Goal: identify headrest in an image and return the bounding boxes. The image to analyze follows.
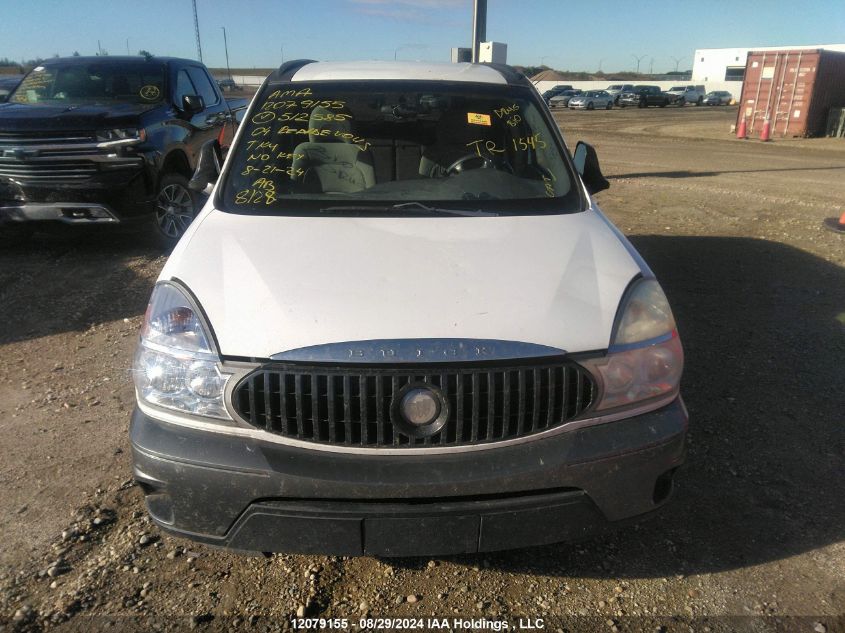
[308,106,353,143]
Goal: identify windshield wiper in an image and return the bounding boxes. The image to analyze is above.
[319,202,497,217]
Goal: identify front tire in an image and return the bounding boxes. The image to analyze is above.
[696,96,703,106]
[587,102,594,110]
[677,98,685,107]
[150,173,198,249]
[605,100,612,110]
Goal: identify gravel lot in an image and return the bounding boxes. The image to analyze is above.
[0,106,843,633]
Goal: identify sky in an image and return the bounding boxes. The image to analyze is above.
[2,0,844,74]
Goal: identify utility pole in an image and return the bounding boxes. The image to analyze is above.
[649,57,654,75]
[471,0,487,63]
[126,38,130,55]
[221,27,231,79]
[97,40,103,56]
[670,56,687,72]
[631,53,647,74]
[598,58,606,72]
[192,0,203,62]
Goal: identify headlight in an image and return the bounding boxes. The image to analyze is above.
[580,278,683,412]
[96,128,145,147]
[133,282,231,420]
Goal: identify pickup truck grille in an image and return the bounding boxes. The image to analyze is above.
[232,360,596,449]
[0,159,97,182]
[0,131,105,183]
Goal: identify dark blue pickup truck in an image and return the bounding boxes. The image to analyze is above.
[0,56,247,247]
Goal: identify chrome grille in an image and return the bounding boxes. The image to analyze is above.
[0,159,97,182]
[0,131,103,182]
[232,360,596,449]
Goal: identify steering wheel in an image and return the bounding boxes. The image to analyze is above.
[445,153,513,176]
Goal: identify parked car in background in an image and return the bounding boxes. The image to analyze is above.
[0,56,248,247]
[618,85,670,108]
[703,90,733,105]
[548,89,581,108]
[541,84,574,103]
[131,59,687,557]
[665,85,706,106]
[217,77,237,92]
[0,75,23,102]
[568,90,613,110]
[605,84,635,104]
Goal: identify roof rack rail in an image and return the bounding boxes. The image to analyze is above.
[273,59,317,82]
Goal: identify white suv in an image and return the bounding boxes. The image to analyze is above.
[130,60,687,556]
[666,85,706,106]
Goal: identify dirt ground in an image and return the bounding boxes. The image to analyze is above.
[0,105,843,633]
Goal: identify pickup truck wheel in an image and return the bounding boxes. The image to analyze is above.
[638,99,646,108]
[151,173,198,248]
[586,102,594,110]
[605,101,613,110]
[677,98,686,107]
[696,96,703,106]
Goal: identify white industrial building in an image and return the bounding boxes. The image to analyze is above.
[692,44,845,85]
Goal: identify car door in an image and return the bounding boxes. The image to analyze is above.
[173,65,228,168]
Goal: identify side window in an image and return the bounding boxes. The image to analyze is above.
[186,66,219,107]
[174,69,196,107]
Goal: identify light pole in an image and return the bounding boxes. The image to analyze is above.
[221,27,231,80]
[280,44,284,63]
[631,53,647,74]
[648,57,654,75]
[598,58,606,72]
[670,56,687,73]
[126,38,130,55]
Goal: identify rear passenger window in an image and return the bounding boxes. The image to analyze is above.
[186,66,219,107]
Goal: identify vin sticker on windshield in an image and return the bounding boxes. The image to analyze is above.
[467,112,491,126]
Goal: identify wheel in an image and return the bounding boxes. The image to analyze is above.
[638,99,646,108]
[677,98,685,107]
[696,96,703,106]
[659,100,668,108]
[586,102,594,110]
[605,100,612,110]
[0,223,34,249]
[151,173,199,248]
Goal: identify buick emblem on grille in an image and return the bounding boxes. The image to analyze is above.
[391,382,449,438]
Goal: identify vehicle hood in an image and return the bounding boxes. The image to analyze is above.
[0,101,158,131]
[162,208,643,359]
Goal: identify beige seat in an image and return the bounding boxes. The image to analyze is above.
[291,107,375,194]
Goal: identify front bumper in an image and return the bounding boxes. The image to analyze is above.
[0,154,157,226]
[130,398,688,556]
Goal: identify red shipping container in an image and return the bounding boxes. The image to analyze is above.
[736,49,845,137]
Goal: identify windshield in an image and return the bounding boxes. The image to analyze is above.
[10,62,166,106]
[222,80,580,215]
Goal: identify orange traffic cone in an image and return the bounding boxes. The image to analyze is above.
[760,118,771,142]
[823,210,845,234]
[736,116,747,139]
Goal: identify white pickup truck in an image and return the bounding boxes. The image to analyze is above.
[665,85,706,106]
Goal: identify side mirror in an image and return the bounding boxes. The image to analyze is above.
[189,139,221,193]
[182,94,205,114]
[573,141,609,195]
